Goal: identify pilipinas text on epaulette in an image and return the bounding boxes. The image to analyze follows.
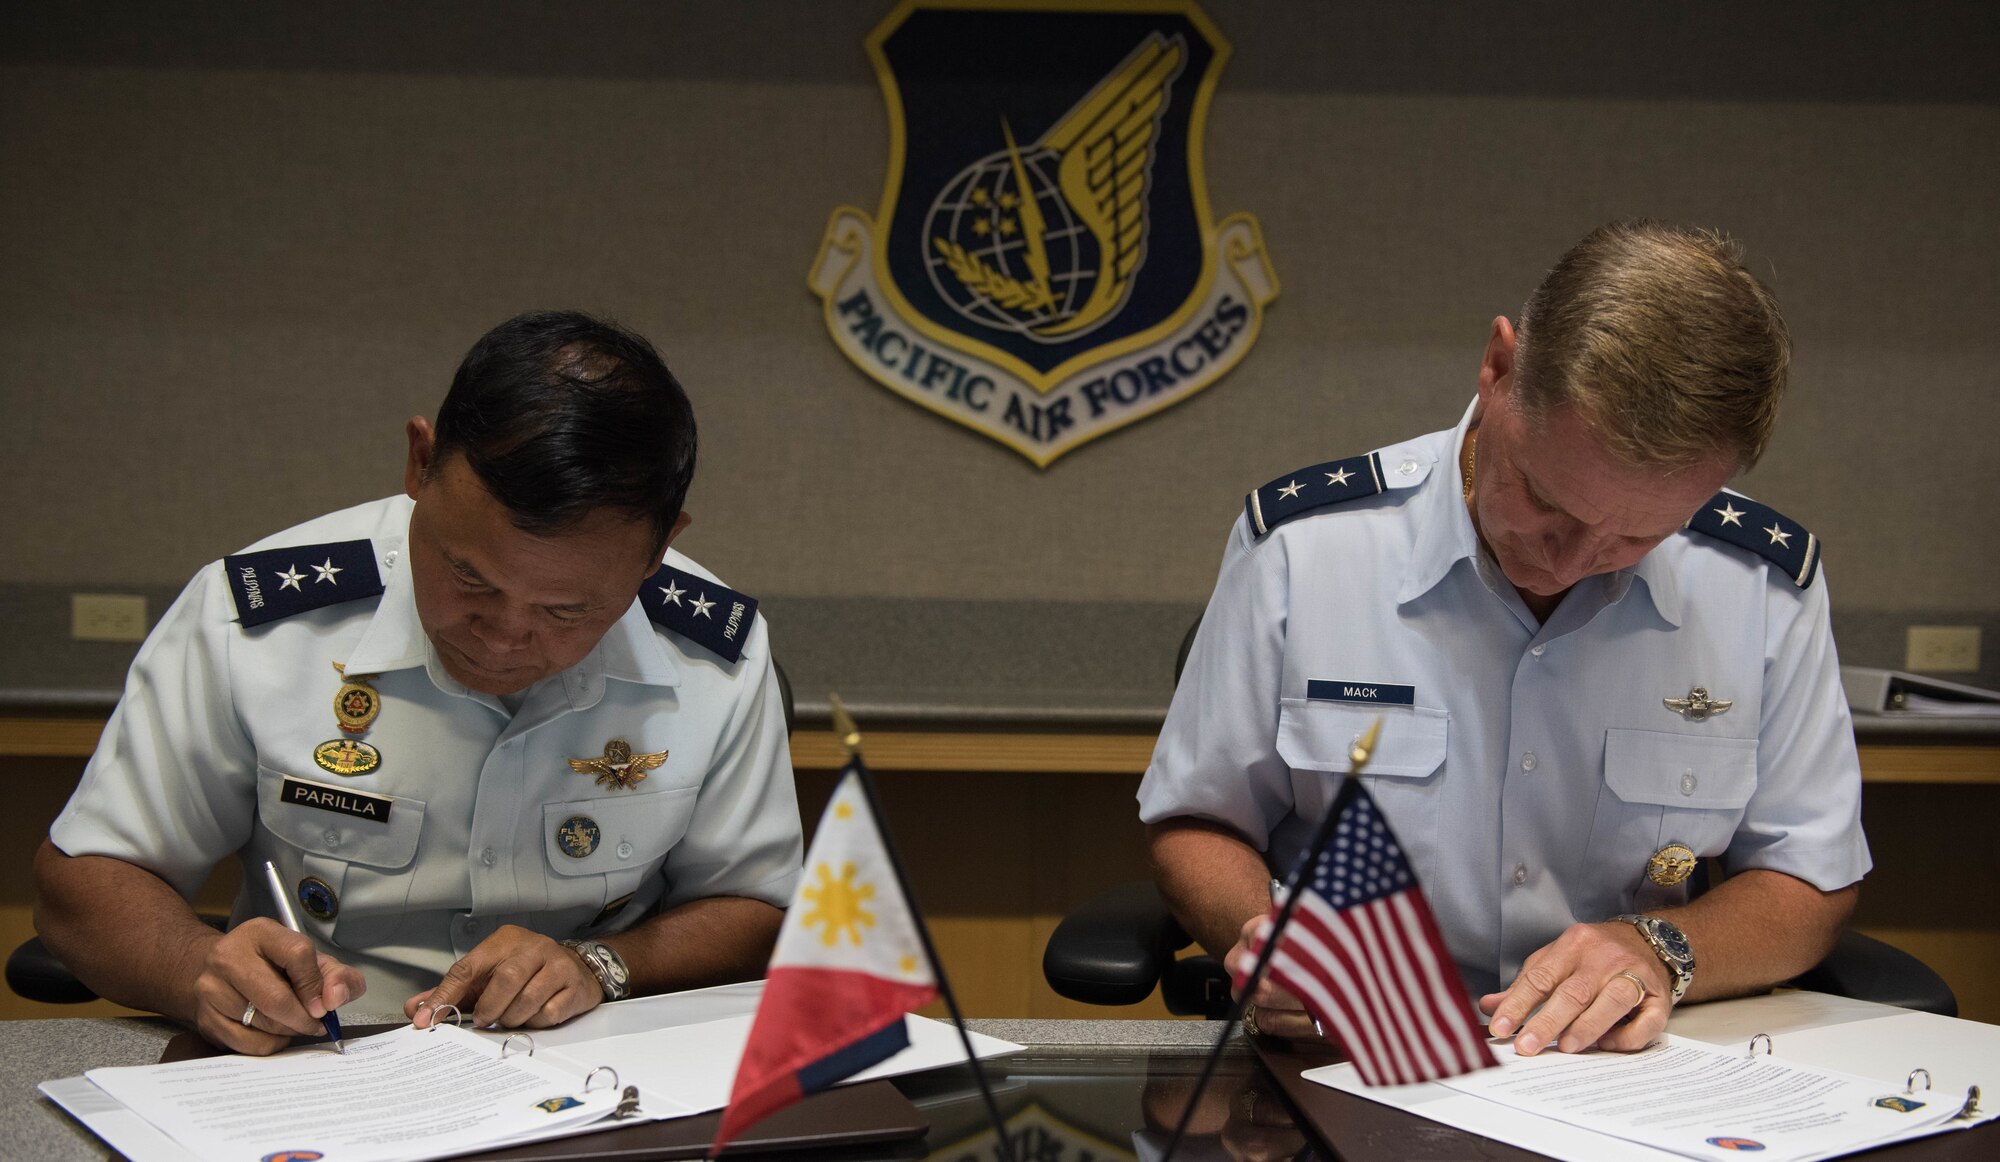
[224,540,385,628]
[1245,452,1388,538]
[638,564,759,664]
[1683,491,1821,589]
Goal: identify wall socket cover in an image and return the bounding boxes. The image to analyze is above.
[1905,625,1981,673]
[72,593,150,642]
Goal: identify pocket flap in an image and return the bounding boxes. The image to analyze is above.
[258,769,425,871]
[1604,729,1757,808]
[1277,700,1448,779]
[544,786,700,876]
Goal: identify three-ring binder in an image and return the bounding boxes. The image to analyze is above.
[421,1008,646,1119]
[1746,1032,1982,1120]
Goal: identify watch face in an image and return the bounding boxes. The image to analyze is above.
[1661,929,1692,960]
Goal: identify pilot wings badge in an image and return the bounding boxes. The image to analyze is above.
[809,1,1277,466]
[569,739,667,792]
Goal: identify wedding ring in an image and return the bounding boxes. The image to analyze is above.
[1613,970,1649,1003]
[1241,1002,1262,1037]
[240,1002,257,1027]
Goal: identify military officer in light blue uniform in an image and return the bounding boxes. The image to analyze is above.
[1141,222,1869,1060]
[38,311,802,1055]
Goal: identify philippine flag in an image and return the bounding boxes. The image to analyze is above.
[711,763,938,1153]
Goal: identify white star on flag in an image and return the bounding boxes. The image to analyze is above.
[311,558,343,584]
[1326,467,1353,487]
[1765,523,1792,548]
[1715,502,1745,526]
[659,579,685,605]
[691,593,715,618]
[1278,480,1304,499]
[276,565,306,592]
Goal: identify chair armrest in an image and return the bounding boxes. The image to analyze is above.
[6,936,100,1005]
[1789,929,1957,1017]
[1042,881,1193,1006]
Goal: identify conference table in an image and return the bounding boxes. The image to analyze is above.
[8,989,1996,1161]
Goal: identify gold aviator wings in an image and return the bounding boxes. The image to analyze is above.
[1032,34,1185,338]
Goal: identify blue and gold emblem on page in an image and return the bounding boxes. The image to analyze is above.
[808,1,1277,465]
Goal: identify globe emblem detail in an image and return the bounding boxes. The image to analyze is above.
[921,34,1185,345]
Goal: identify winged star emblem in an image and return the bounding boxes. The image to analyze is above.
[568,739,667,791]
[1663,687,1733,722]
[928,33,1184,342]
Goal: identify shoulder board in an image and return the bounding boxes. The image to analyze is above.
[1684,492,1821,589]
[1245,452,1386,538]
[639,565,759,663]
[223,539,385,628]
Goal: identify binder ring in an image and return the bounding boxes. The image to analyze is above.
[1908,1068,1932,1092]
[500,1033,536,1058]
[421,1004,467,1030]
[1747,1033,1772,1057]
[584,1066,620,1093]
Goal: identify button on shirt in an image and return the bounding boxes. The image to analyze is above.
[1138,400,1871,997]
[52,496,804,1002]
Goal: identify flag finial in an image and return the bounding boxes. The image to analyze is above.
[830,693,863,757]
[1348,716,1383,772]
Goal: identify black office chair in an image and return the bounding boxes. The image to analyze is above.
[9,658,800,1005]
[1041,617,1959,1019]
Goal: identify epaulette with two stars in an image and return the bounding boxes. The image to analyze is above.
[1684,492,1821,589]
[223,539,385,628]
[1245,452,1387,538]
[638,564,759,663]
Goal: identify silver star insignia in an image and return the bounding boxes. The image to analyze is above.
[276,565,306,592]
[1765,523,1792,548]
[311,558,343,584]
[1326,467,1353,487]
[659,579,685,605]
[1278,480,1304,500]
[690,593,715,619]
[1715,502,1745,527]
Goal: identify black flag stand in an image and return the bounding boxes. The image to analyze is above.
[832,695,1018,1162]
[1157,718,1382,1162]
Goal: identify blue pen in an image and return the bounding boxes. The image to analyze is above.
[263,860,345,1053]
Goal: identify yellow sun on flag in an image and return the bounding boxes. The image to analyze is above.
[800,860,878,947]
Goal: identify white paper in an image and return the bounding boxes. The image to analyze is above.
[83,1025,622,1162]
[1439,1037,1961,1162]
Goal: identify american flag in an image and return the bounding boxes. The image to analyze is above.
[1238,783,1497,1086]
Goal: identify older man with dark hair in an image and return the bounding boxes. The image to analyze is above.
[36,311,801,1054]
[1142,222,1866,1059]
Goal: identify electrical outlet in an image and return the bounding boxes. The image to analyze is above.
[1906,625,1981,673]
[72,593,150,642]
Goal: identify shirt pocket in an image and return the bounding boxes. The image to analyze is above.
[1593,728,1758,909]
[257,766,426,945]
[1276,699,1449,879]
[542,786,701,918]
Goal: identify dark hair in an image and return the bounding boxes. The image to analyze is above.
[431,310,697,548]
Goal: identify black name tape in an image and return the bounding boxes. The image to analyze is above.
[281,776,392,822]
[1306,680,1415,706]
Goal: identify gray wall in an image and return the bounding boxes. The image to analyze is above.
[4,2,1996,680]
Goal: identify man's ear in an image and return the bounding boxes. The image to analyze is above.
[404,417,436,500]
[657,511,693,560]
[1476,316,1518,407]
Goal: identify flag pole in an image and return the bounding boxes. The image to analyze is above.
[831,695,1018,1162]
[1158,717,1382,1162]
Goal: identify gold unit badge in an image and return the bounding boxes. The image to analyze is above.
[1647,843,1697,887]
[568,739,667,791]
[332,661,381,734]
[313,738,381,777]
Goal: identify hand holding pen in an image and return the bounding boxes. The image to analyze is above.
[256,859,349,1053]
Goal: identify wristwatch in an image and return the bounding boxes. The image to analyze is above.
[1615,914,1695,1005]
[561,939,631,1002]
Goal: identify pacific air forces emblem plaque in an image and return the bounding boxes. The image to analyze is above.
[809,1,1278,466]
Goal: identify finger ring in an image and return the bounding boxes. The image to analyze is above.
[1613,970,1649,1003]
[240,1002,257,1027]
[1241,1002,1262,1037]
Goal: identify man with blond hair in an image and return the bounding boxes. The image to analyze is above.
[1141,221,1866,1059]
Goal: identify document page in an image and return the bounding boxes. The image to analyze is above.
[1437,1036,1963,1162]
[83,1024,621,1162]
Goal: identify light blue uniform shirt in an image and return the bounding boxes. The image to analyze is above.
[1139,401,1871,996]
[53,496,804,1001]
